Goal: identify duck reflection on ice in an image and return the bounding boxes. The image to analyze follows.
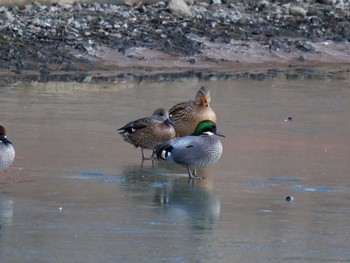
[154,181,221,227]
[120,165,220,227]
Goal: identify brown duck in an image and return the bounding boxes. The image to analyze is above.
[118,108,176,161]
[169,86,217,137]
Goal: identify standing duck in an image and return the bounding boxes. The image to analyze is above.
[0,125,15,172]
[118,108,176,161]
[155,120,224,179]
[169,86,217,137]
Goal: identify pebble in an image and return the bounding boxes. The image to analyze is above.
[296,42,316,52]
[169,0,192,17]
[256,0,271,11]
[289,6,307,17]
[0,8,15,22]
[212,0,222,5]
[73,2,83,11]
[316,0,336,5]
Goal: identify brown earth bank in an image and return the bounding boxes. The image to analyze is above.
[0,0,349,84]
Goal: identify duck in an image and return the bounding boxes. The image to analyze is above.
[169,86,217,137]
[155,120,224,179]
[0,125,15,172]
[118,108,176,161]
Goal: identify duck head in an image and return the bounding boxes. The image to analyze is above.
[0,125,12,145]
[192,120,225,137]
[151,108,174,126]
[195,86,211,108]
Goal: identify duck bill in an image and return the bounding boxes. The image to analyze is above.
[165,118,174,126]
[214,130,225,137]
[201,95,210,107]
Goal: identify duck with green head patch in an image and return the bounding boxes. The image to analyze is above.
[155,120,224,179]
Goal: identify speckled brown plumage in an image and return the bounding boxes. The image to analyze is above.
[169,86,217,137]
[118,108,176,161]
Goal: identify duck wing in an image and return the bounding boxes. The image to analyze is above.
[169,100,195,118]
[118,117,151,134]
[156,136,206,164]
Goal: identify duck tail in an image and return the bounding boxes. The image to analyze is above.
[117,123,133,135]
[117,128,124,135]
[154,143,173,161]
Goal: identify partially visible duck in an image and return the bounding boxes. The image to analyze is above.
[169,86,217,137]
[118,108,176,161]
[155,120,224,179]
[0,125,15,172]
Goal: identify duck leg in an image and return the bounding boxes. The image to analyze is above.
[187,166,206,180]
[140,148,155,166]
[140,148,155,160]
[186,165,192,178]
[141,148,147,160]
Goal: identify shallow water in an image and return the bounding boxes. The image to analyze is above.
[1,77,350,263]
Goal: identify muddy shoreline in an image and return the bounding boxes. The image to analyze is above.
[0,0,349,84]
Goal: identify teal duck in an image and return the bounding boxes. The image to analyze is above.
[0,125,15,172]
[155,120,224,179]
[118,108,176,161]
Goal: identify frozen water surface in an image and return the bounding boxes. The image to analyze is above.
[0,77,350,262]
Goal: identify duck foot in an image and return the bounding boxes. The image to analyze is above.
[187,167,206,180]
[189,175,206,180]
[140,157,155,167]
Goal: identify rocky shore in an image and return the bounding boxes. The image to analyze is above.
[0,0,349,83]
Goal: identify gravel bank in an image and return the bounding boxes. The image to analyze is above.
[0,0,349,83]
